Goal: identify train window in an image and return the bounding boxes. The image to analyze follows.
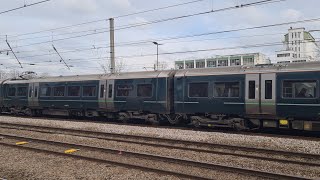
[214,82,240,98]
[8,87,16,97]
[108,84,113,98]
[283,80,316,98]
[83,86,96,97]
[35,87,38,98]
[53,86,65,97]
[249,81,255,99]
[100,85,105,98]
[137,84,153,97]
[116,85,133,97]
[265,80,272,99]
[40,87,51,97]
[68,86,80,97]
[189,83,208,97]
[17,87,28,97]
[29,87,32,97]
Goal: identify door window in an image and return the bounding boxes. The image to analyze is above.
[249,81,255,99]
[265,80,272,99]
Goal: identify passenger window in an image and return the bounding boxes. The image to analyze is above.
[53,86,65,97]
[83,86,96,97]
[265,80,272,99]
[214,82,240,98]
[249,81,255,99]
[108,84,113,98]
[40,86,51,97]
[68,86,80,97]
[17,87,28,97]
[189,82,208,97]
[100,85,105,98]
[116,85,133,97]
[137,84,152,97]
[283,80,316,98]
[8,87,16,97]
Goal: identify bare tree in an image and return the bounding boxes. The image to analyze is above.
[100,58,127,74]
[156,61,169,70]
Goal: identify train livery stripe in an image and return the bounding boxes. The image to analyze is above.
[225,102,320,107]
[143,101,167,103]
[277,103,320,106]
[175,101,199,104]
[224,102,245,105]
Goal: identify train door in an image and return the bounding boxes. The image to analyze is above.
[245,73,276,115]
[106,79,114,110]
[28,83,39,107]
[245,74,260,114]
[260,73,276,115]
[98,80,107,109]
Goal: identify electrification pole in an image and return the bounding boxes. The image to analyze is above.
[109,18,115,74]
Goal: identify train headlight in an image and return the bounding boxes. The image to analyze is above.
[279,119,288,126]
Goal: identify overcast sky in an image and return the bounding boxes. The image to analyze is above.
[0,0,320,76]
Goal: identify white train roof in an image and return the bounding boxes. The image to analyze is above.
[3,70,173,84]
[175,61,320,77]
[3,61,320,84]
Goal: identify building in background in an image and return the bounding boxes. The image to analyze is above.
[175,53,270,69]
[276,27,319,63]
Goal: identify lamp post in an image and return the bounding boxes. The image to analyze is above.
[152,42,162,71]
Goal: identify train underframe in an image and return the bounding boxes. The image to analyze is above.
[1,106,320,132]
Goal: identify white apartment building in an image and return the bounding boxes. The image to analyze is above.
[276,27,319,63]
[175,53,270,69]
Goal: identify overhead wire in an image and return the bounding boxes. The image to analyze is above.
[0,31,286,60]
[9,0,285,48]
[0,0,51,15]
[7,0,206,38]
[16,39,320,66]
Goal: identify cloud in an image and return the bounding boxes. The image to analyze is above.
[60,0,98,14]
[281,9,303,21]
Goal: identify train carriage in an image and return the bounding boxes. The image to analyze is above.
[174,62,320,131]
[1,62,320,131]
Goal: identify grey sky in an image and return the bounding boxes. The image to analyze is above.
[0,0,319,76]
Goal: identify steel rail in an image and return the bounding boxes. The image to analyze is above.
[0,133,311,180]
[0,122,319,167]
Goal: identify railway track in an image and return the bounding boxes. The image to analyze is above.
[0,121,319,167]
[0,121,319,179]
[2,114,320,141]
[0,132,312,180]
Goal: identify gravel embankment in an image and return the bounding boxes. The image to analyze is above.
[0,145,176,180]
[0,127,319,179]
[0,116,319,154]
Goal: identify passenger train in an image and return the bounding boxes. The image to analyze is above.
[1,62,320,132]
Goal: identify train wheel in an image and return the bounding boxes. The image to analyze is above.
[163,114,183,125]
[118,112,130,123]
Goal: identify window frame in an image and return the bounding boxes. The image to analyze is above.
[100,84,105,98]
[67,86,81,97]
[116,84,134,97]
[108,84,113,98]
[248,81,256,99]
[82,85,97,97]
[213,81,241,98]
[40,86,52,97]
[8,87,16,97]
[53,86,66,97]
[17,86,28,97]
[188,82,209,98]
[265,80,273,100]
[281,79,318,99]
[137,84,153,98]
